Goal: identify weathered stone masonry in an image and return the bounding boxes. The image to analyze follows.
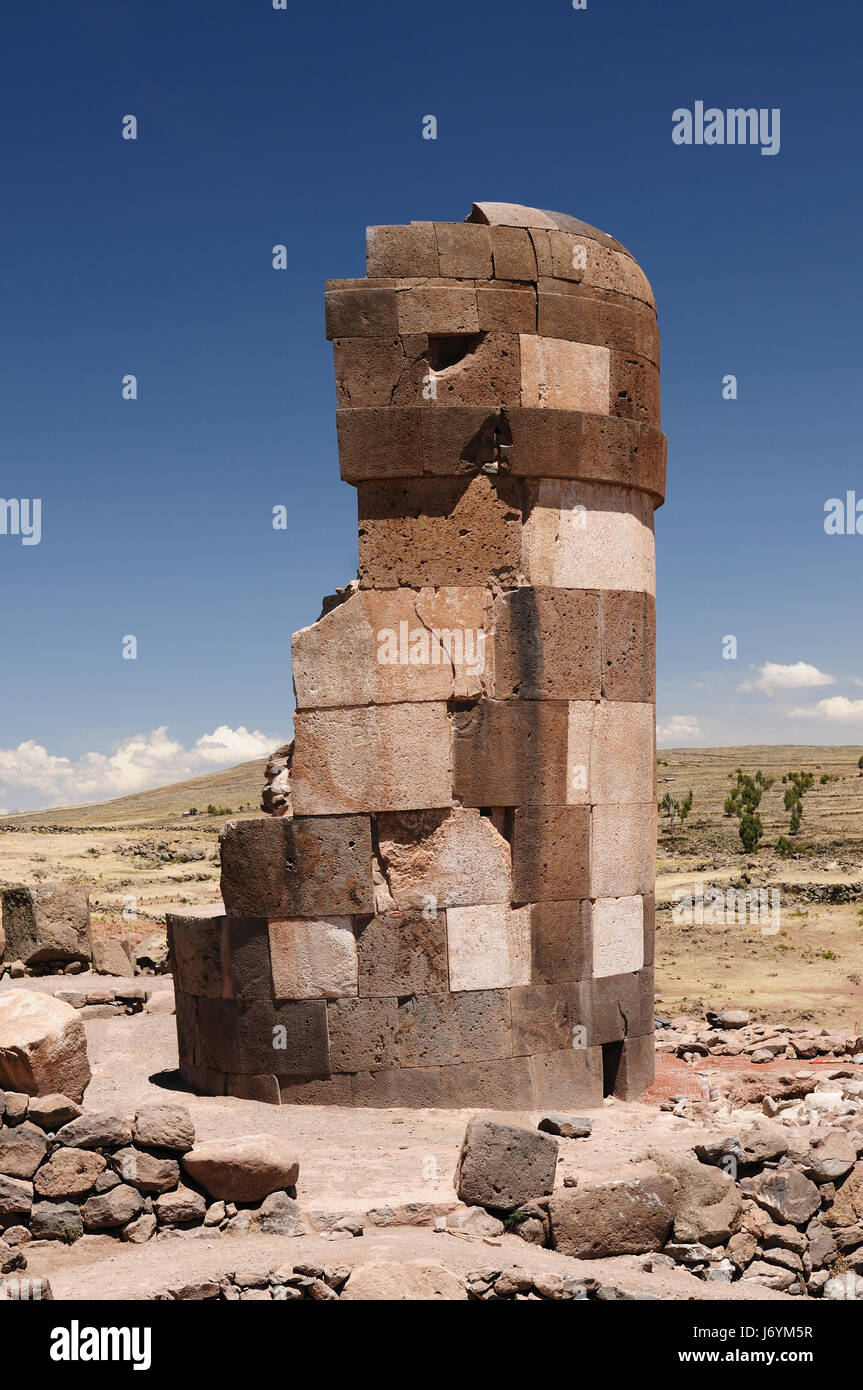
[168,201,666,1107]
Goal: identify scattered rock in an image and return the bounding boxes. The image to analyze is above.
[0,992,91,1103]
[182,1134,300,1203]
[454,1117,558,1213]
[537,1114,592,1139]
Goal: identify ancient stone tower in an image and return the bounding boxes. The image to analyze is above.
[168,201,665,1108]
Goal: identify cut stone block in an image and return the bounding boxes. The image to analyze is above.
[578,968,654,1045]
[396,990,511,1067]
[325,287,398,339]
[336,406,423,482]
[510,982,585,1055]
[292,587,491,709]
[182,1135,300,1203]
[350,1066,443,1108]
[366,223,439,278]
[549,1167,677,1258]
[505,409,667,501]
[590,804,655,899]
[235,998,331,1078]
[220,815,374,918]
[356,911,448,997]
[91,938,135,976]
[327,996,400,1073]
[269,918,358,1000]
[530,900,592,983]
[418,403,506,477]
[439,1056,535,1108]
[601,590,656,701]
[423,332,521,407]
[519,335,609,414]
[357,475,523,589]
[0,885,92,966]
[537,290,659,363]
[397,285,479,335]
[291,703,452,815]
[475,285,536,333]
[376,807,511,910]
[332,337,428,410]
[446,904,531,992]
[166,909,226,998]
[522,479,655,594]
[643,892,655,966]
[493,587,601,701]
[568,701,654,806]
[531,1047,604,1108]
[611,1033,655,1098]
[454,1117,558,1213]
[610,351,660,426]
[0,992,90,1103]
[433,222,493,278]
[591,895,645,978]
[512,807,591,902]
[453,699,570,806]
[489,225,538,280]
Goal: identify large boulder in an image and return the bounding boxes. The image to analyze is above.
[454,1117,558,1213]
[650,1149,742,1246]
[341,1260,467,1301]
[181,1134,300,1202]
[0,885,92,966]
[548,1163,679,1258]
[92,939,135,977]
[0,992,90,1102]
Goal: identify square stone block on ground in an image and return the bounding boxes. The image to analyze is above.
[446,904,531,992]
[220,815,375,919]
[1,884,92,966]
[376,807,510,910]
[519,335,610,414]
[291,703,452,814]
[357,474,523,589]
[453,699,570,806]
[512,806,591,902]
[590,803,656,898]
[396,989,512,1068]
[269,918,358,1000]
[493,587,601,701]
[454,1117,558,1213]
[522,479,655,594]
[355,910,448,997]
[590,895,645,979]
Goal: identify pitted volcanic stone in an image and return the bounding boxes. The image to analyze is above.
[454,1117,558,1213]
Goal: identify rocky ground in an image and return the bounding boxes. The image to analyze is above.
[3,974,863,1301]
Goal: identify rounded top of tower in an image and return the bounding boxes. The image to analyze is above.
[465,201,631,256]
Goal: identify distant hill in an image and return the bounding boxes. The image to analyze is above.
[0,759,267,829]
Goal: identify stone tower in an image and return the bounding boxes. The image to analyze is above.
[168,202,665,1108]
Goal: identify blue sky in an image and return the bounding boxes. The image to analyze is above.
[1,0,862,811]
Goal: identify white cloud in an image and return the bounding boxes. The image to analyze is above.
[787,697,863,722]
[0,725,281,811]
[745,661,835,695]
[657,714,702,743]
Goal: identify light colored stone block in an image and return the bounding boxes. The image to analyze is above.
[591,896,644,978]
[446,905,531,992]
[377,807,511,909]
[565,701,595,806]
[519,336,609,414]
[587,702,655,805]
[590,804,656,898]
[292,587,491,709]
[291,703,452,814]
[269,919,358,1000]
[523,479,655,594]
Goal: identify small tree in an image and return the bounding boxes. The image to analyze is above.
[739,811,763,852]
